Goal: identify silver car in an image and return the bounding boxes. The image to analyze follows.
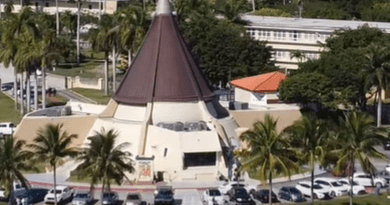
[72,192,92,205]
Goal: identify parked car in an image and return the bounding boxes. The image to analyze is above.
[0,122,16,136]
[218,181,256,195]
[338,178,366,195]
[251,189,278,203]
[44,186,73,204]
[296,181,330,199]
[102,192,118,205]
[0,182,25,200]
[154,186,174,205]
[125,193,142,205]
[14,188,48,204]
[314,177,349,197]
[376,170,390,184]
[72,191,92,205]
[202,189,225,205]
[383,141,390,150]
[228,187,255,205]
[278,186,305,202]
[386,164,390,173]
[353,172,387,188]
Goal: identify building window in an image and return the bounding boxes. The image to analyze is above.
[101,2,103,10]
[293,30,298,41]
[164,148,168,157]
[35,2,38,7]
[184,152,216,167]
[45,2,49,7]
[89,4,92,9]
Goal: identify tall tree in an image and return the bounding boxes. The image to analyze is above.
[88,14,115,95]
[117,5,149,68]
[0,137,36,205]
[236,114,299,205]
[60,11,76,36]
[0,7,37,114]
[76,128,134,203]
[28,124,79,205]
[334,111,387,205]
[288,113,328,202]
[364,44,390,127]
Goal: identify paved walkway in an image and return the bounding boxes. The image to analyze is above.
[25,161,326,193]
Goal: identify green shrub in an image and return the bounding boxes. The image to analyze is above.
[252,8,291,17]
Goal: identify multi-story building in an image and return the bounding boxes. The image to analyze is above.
[242,15,390,71]
[0,0,130,16]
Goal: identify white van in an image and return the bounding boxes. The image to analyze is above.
[0,122,16,136]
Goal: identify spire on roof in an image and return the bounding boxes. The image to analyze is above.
[156,0,171,15]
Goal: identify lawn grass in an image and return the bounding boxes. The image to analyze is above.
[71,88,112,105]
[83,49,105,60]
[22,162,47,174]
[49,60,103,78]
[0,92,22,124]
[307,193,390,205]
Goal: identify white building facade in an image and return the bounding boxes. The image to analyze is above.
[243,15,390,71]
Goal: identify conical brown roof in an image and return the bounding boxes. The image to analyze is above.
[113,14,215,105]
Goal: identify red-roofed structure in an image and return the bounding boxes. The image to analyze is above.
[230,71,286,93]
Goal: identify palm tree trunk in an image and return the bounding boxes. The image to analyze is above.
[42,67,46,109]
[251,0,255,12]
[311,168,314,204]
[26,72,30,113]
[8,176,14,205]
[269,171,272,205]
[103,0,106,14]
[53,163,58,205]
[20,73,24,116]
[104,52,108,96]
[56,0,59,35]
[34,72,38,111]
[14,69,18,110]
[100,183,105,205]
[349,159,354,205]
[76,1,81,65]
[128,49,132,67]
[98,0,101,20]
[377,89,382,127]
[112,46,116,93]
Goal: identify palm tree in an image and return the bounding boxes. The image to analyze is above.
[236,114,299,205]
[60,11,76,36]
[88,14,115,95]
[76,128,134,203]
[288,113,328,202]
[334,111,387,205]
[0,137,36,205]
[28,123,79,205]
[0,7,37,114]
[364,44,390,127]
[4,0,13,16]
[117,5,149,68]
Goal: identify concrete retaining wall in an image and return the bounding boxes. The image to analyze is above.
[66,76,103,90]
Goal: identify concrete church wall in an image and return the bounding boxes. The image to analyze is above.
[231,110,302,133]
[152,102,205,123]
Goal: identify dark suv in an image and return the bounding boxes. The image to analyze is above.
[154,186,174,205]
[228,187,255,205]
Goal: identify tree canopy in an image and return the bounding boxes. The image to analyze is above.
[278,25,390,110]
[177,0,276,86]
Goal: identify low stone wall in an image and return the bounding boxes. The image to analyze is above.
[66,76,103,90]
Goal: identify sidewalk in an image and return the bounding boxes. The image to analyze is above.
[25,163,326,193]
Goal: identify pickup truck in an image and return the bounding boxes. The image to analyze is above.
[0,183,25,200]
[0,122,16,136]
[44,186,73,203]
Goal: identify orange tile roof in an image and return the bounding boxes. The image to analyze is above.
[230,71,286,93]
